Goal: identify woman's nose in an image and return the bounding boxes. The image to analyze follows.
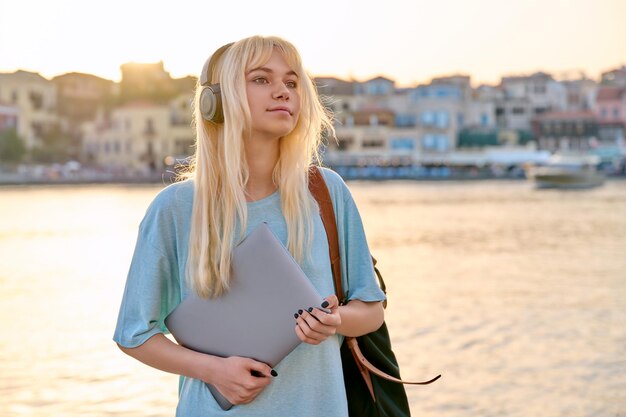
[272,83,290,100]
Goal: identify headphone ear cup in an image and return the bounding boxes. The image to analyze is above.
[199,85,224,123]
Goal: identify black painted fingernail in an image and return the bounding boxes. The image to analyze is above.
[298,309,303,315]
[294,313,299,319]
[321,300,330,308]
[271,369,278,377]
[307,307,313,313]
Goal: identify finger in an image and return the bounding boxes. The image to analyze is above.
[302,309,337,334]
[298,311,334,337]
[295,323,321,345]
[246,359,277,379]
[296,314,328,341]
[308,308,340,327]
[322,295,339,310]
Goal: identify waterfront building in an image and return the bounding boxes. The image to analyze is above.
[496,72,567,132]
[51,72,115,128]
[119,61,178,103]
[601,65,626,87]
[561,77,597,111]
[51,72,116,155]
[0,70,59,148]
[81,94,194,175]
[594,86,626,151]
[532,111,598,152]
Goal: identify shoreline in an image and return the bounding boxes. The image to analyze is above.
[1,175,625,188]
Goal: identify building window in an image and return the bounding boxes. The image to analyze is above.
[436,135,449,151]
[362,138,384,148]
[420,111,434,125]
[369,115,379,126]
[601,108,607,118]
[145,118,155,134]
[576,122,584,135]
[126,140,132,153]
[104,142,110,154]
[480,113,489,126]
[11,91,18,103]
[543,123,551,134]
[395,114,416,127]
[423,134,450,150]
[496,107,505,116]
[390,137,415,150]
[457,113,464,127]
[614,108,620,118]
[336,136,354,150]
[114,141,121,154]
[512,107,525,115]
[29,91,44,110]
[435,111,449,128]
[423,134,435,149]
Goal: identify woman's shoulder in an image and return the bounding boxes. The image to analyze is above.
[317,166,350,201]
[317,166,347,190]
[144,178,194,220]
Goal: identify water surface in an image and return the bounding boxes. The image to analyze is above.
[1,180,625,416]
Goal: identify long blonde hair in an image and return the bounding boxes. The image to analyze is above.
[184,36,334,298]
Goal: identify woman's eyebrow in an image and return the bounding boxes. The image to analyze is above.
[248,67,299,77]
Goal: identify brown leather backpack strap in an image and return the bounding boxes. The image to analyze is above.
[346,338,441,385]
[308,166,345,304]
[308,166,440,397]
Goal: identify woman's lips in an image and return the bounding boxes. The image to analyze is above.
[267,106,292,115]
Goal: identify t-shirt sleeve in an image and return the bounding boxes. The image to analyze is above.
[113,196,182,348]
[321,168,386,303]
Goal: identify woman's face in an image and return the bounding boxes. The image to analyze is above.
[245,49,301,141]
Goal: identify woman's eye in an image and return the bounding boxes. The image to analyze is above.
[253,77,268,84]
[285,80,297,88]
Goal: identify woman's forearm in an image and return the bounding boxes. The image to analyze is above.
[118,334,275,405]
[337,300,385,337]
[117,333,220,384]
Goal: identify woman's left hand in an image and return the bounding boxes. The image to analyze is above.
[294,295,342,345]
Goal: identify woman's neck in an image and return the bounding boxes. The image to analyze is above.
[244,138,280,202]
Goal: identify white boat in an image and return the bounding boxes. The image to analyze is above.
[524,154,605,189]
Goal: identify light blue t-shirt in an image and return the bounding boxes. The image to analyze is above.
[113,168,385,417]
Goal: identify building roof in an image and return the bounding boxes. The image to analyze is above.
[0,70,49,83]
[364,76,395,83]
[51,72,113,83]
[596,86,626,101]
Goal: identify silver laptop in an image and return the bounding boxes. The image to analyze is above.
[164,222,327,410]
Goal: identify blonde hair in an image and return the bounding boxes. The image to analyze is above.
[183,36,334,298]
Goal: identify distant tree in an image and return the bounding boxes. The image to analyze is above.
[30,124,77,163]
[0,128,27,164]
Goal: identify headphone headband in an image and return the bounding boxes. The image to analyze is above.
[200,42,234,86]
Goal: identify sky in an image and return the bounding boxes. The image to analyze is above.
[0,0,624,87]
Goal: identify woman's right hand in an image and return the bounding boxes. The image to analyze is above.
[117,335,275,405]
[203,356,275,405]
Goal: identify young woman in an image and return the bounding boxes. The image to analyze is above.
[113,35,385,416]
